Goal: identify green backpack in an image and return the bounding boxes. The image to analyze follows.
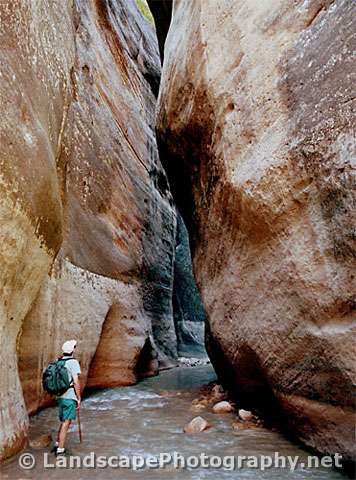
[42,357,73,396]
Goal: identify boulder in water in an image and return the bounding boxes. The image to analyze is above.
[183,416,211,434]
[29,434,52,449]
[213,401,234,414]
[211,384,227,403]
[190,401,207,413]
[238,409,253,422]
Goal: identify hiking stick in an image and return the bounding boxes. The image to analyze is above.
[77,405,83,443]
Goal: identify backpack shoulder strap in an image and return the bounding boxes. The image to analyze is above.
[58,357,75,387]
[58,356,74,362]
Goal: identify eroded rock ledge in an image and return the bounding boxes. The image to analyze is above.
[155,0,355,464]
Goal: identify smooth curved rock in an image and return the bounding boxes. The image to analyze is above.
[155,0,355,463]
[213,401,234,414]
[0,0,72,460]
[0,0,176,461]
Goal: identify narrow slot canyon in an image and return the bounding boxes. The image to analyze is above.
[0,0,354,479]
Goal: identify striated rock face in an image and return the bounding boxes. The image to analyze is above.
[155,0,355,463]
[0,0,176,461]
[173,213,206,357]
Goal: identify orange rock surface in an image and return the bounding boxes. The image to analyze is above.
[0,0,175,461]
[155,0,355,464]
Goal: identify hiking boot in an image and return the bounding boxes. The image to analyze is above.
[55,448,66,456]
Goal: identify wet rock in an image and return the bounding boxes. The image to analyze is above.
[191,398,208,412]
[154,0,356,463]
[29,434,52,449]
[232,420,260,432]
[190,403,207,413]
[213,401,234,414]
[211,385,227,403]
[238,409,253,422]
[183,416,211,434]
[178,357,210,367]
[190,383,229,416]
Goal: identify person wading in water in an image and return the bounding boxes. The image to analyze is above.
[53,340,81,456]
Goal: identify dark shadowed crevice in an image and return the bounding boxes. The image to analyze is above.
[147,0,173,64]
[142,0,208,361]
[173,212,206,357]
[134,336,159,379]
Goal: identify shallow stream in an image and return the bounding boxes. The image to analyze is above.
[1,365,345,479]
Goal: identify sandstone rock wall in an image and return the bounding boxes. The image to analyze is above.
[156,0,355,463]
[0,0,74,459]
[0,0,177,461]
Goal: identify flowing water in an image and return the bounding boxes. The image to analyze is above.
[1,365,345,479]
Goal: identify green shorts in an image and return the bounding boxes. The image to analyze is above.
[57,398,77,422]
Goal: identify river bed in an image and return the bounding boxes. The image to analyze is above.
[1,365,345,479]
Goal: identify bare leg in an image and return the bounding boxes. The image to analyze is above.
[57,423,62,444]
[58,419,71,449]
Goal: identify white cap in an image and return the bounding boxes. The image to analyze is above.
[62,339,77,354]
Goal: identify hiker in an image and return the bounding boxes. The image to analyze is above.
[53,339,81,456]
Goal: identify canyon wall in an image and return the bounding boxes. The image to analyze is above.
[155,0,355,464]
[173,213,206,357]
[0,0,178,461]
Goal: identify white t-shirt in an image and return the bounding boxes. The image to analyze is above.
[57,357,81,402]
